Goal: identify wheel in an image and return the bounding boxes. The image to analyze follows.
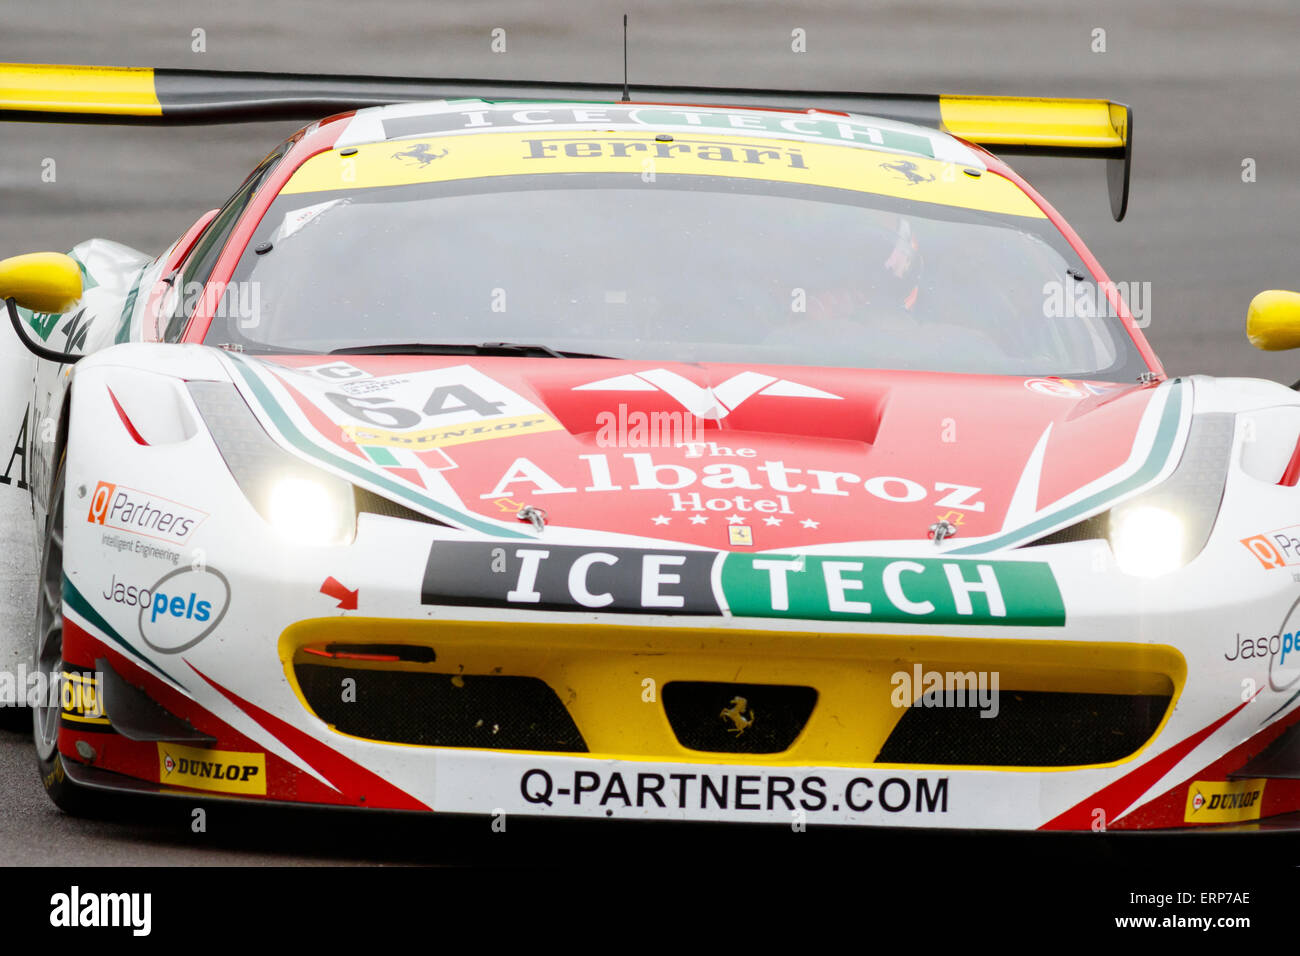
[32,450,96,814]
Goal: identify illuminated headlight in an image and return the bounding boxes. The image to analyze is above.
[187,381,356,546]
[1105,412,1234,578]
[1109,505,1185,577]
[266,475,354,545]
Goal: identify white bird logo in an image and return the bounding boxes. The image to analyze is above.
[573,368,841,420]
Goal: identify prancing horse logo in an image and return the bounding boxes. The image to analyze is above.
[720,696,755,736]
[880,159,935,184]
[392,143,449,166]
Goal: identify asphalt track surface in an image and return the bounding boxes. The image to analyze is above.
[2,0,1300,866]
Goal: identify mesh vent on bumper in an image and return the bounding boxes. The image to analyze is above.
[296,663,587,752]
[876,689,1170,766]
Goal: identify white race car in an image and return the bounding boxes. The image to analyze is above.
[1,62,1299,830]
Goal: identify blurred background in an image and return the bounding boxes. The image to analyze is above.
[2,0,1298,380]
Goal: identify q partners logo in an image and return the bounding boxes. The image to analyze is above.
[87,480,207,544]
[1241,534,1286,569]
[137,566,230,654]
[87,482,116,524]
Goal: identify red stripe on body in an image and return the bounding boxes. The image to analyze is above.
[189,661,429,811]
[1040,694,1257,830]
[106,386,149,445]
[1278,438,1300,487]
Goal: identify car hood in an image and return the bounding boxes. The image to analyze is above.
[224,353,1183,551]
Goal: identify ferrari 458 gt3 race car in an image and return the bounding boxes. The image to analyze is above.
[3,63,1300,831]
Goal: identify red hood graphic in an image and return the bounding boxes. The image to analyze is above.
[247,356,1155,550]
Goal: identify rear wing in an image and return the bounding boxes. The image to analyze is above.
[0,62,1133,220]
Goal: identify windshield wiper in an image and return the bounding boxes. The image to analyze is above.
[330,342,611,358]
[215,342,326,356]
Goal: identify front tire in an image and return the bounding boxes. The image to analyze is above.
[33,450,96,815]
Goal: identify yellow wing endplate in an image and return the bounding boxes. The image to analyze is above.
[938,96,1127,152]
[938,95,1132,220]
[0,63,161,117]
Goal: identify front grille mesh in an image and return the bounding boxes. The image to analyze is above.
[876,689,1169,766]
[1021,511,1110,547]
[353,487,446,525]
[297,663,587,752]
[294,655,1170,767]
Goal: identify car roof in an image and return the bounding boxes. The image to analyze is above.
[328,98,990,169]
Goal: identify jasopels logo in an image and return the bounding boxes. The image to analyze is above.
[137,567,230,654]
[1267,593,1300,693]
[87,481,207,545]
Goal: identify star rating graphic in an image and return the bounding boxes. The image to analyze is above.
[652,512,814,529]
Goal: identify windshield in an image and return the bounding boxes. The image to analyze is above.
[212,137,1146,379]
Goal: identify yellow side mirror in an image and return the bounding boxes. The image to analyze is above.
[1247,290,1300,351]
[0,252,83,314]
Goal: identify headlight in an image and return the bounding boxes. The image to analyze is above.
[1109,505,1185,577]
[187,381,356,546]
[1106,411,1234,577]
[265,475,354,545]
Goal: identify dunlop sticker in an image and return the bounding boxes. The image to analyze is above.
[157,743,266,796]
[1184,779,1265,824]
